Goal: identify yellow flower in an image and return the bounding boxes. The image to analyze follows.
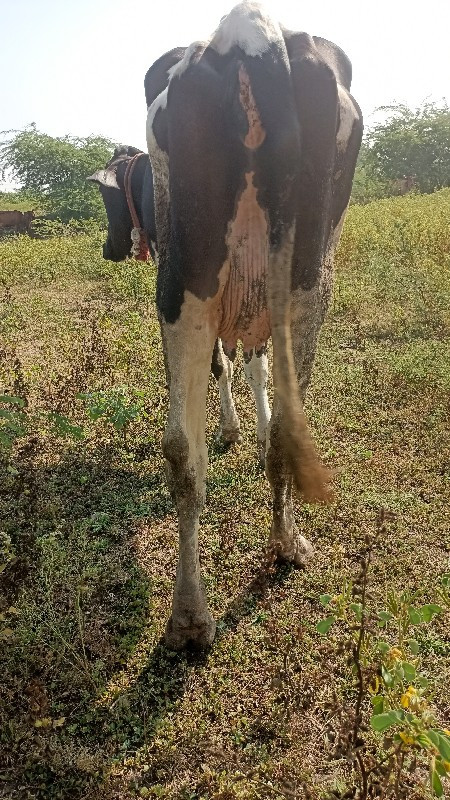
[400,693,410,709]
[399,732,415,746]
[401,686,418,709]
[388,647,403,663]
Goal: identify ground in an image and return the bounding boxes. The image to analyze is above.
[0,191,449,799]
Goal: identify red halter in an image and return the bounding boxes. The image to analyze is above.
[123,153,150,261]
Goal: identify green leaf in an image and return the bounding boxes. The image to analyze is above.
[428,730,450,762]
[417,734,433,749]
[0,432,14,447]
[420,604,443,623]
[401,661,416,681]
[350,602,363,621]
[316,616,336,635]
[0,395,25,407]
[381,664,394,686]
[407,638,419,655]
[371,710,405,732]
[377,610,393,625]
[48,413,85,441]
[371,695,384,715]
[431,765,443,797]
[378,641,390,654]
[319,594,332,607]
[408,606,423,625]
[434,760,447,778]
[441,574,450,589]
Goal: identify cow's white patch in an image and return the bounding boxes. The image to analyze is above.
[167,41,207,82]
[211,1,282,57]
[215,340,241,443]
[161,289,221,648]
[336,85,358,153]
[147,85,168,114]
[244,349,271,459]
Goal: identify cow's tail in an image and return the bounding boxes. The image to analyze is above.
[236,53,331,504]
[269,255,332,503]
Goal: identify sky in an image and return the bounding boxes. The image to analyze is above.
[0,0,449,170]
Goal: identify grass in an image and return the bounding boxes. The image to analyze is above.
[0,190,449,799]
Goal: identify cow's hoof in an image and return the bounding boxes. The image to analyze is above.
[272,533,314,568]
[218,426,242,446]
[165,615,217,650]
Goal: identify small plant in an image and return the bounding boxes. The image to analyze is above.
[47,411,85,441]
[317,510,450,799]
[78,386,144,449]
[0,394,27,450]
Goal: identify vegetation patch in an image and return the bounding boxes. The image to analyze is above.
[0,191,449,798]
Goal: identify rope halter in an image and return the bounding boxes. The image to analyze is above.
[123,153,150,261]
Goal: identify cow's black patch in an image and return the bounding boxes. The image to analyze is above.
[284,31,363,292]
[156,43,302,325]
[144,48,186,107]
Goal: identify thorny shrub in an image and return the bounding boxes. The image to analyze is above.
[317,510,450,799]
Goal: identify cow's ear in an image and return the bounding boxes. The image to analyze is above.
[86,169,120,189]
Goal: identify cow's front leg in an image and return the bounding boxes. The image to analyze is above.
[211,339,241,445]
[243,345,271,467]
[161,315,217,649]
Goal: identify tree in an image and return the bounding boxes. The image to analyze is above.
[356,102,450,200]
[0,125,116,222]
[351,141,392,205]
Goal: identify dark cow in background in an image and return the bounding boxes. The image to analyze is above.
[87,145,156,262]
[0,210,34,235]
[89,1,362,650]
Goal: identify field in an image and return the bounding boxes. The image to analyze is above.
[1,190,449,799]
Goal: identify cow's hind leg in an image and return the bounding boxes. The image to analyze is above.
[265,286,327,566]
[211,339,241,445]
[243,346,271,467]
[162,312,217,649]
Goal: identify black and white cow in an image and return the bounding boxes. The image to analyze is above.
[95,1,362,650]
[145,3,362,648]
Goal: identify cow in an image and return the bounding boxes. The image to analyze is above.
[97,1,362,650]
[87,143,271,461]
[392,175,417,195]
[0,210,34,235]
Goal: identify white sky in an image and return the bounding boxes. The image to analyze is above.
[0,0,449,161]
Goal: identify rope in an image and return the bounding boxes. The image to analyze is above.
[123,154,150,261]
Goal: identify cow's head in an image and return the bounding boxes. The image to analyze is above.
[87,145,143,261]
